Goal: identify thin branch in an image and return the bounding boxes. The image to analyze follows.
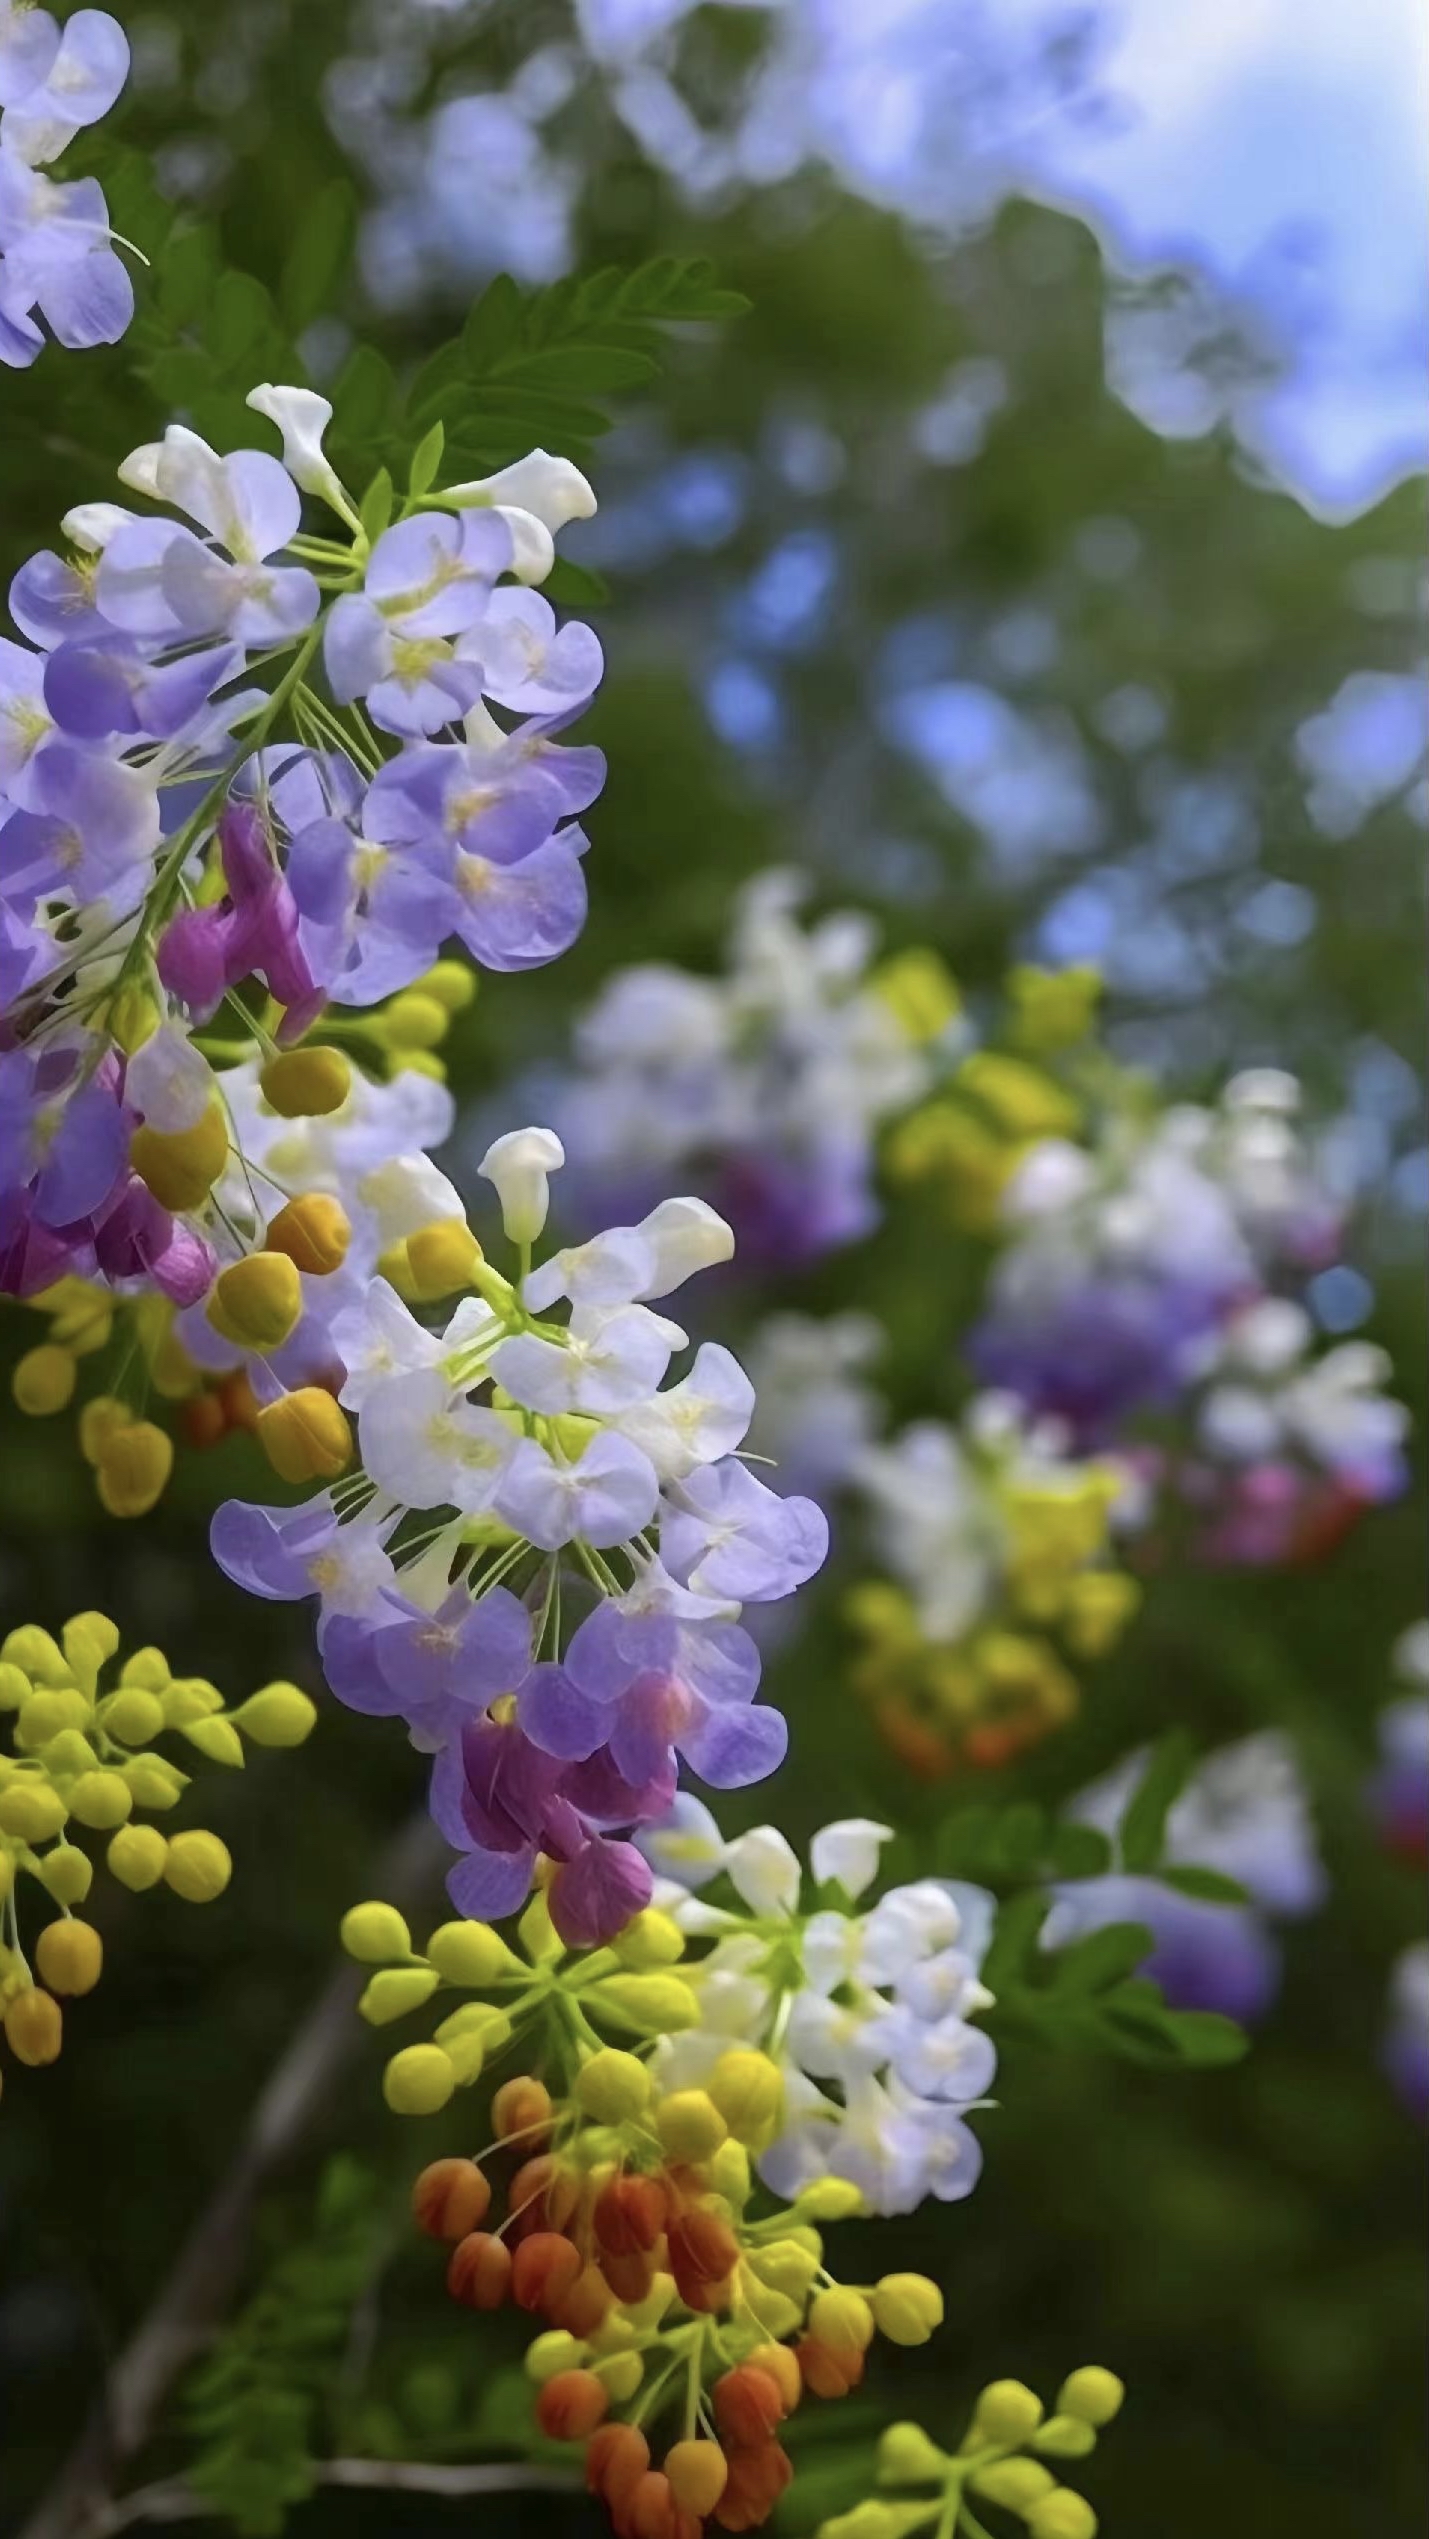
[91,2459,582,2537]
[18,1813,449,2539]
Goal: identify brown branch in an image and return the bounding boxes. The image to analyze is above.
[90,2459,582,2538]
[18,1812,449,2539]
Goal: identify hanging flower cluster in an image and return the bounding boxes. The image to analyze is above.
[340,1815,1000,2532]
[0,1608,313,2086]
[819,2367,1125,2539]
[2,400,606,1506]
[519,869,961,1267]
[0,1,133,366]
[210,1137,827,1945]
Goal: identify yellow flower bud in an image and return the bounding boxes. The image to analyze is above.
[107,1824,169,1890]
[706,2138,751,2205]
[974,2381,1045,2445]
[810,2288,875,2356]
[257,1387,352,1483]
[161,1677,223,1724]
[4,1985,62,2066]
[118,1754,188,1810]
[403,1220,482,1300]
[36,1728,97,1778]
[1033,2420,1097,2461]
[130,1101,230,1211]
[13,1344,77,1416]
[359,1966,440,2025]
[387,1049,445,1083]
[177,1715,245,1769]
[382,990,449,1050]
[871,946,961,1041]
[231,1683,318,1748]
[163,1830,232,1903]
[872,2274,944,2346]
[612,1907,685,1968]
[95,1420,174,1517]
[575,2047,653,2123]
[263,1193,352,1277]
[751,2236,821,2304]
[78,1396,133,1467]
[63,1611,120,1683]
[1027,2494,1097,2539]
[37,1846,93,1906]
[0,1662,29,1710]
[1055,2369,1124,2429]
[583,1973,700,2036]
[35,1918,103,1996]
[119,1646,170,1691]
[383,2043,456,2114]
[525,2330,586,2385]
[424,1918,524,1985]
[106,981,160,1054]
[260,1047,352,1118]
[206,1252,302,1353]
[655,2089,728,2164]
[706,2047,784,2147]
[2,1626,67,1683]
[417,960,477,1014]
[95,1688,166,1746]
[876,2423,949,2484]
[15,1688,91,1750]
[67,1771,134,1830]
[797,2177,864,2222]
[596,2351,645,2403]
[516,1885,563,1964]
[971,2460,1057,2512]
[433,2001,511,2062]
[341,1902,414,1963]
[0,1782,68,1842]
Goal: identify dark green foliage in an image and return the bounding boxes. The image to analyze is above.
[180,2160,386,2537]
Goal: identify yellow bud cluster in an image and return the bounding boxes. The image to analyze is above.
[823,2362,1124,2539]
[0,1617,316,2086]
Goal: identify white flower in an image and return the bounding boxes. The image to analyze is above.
[246,383,353,516]
[494,1430,658,1549]
[444,448,597,585]
[60,501,133,551]
[639,1793,728,1890]
[809,1817,894,1901]
[491,1303,684,1418]
[124,1023,214,1134]
[479,1125,565,1244]
[614,1343,755,1482]
[359,1368,516,1514]
[330,1280,446,1411]
[723,1825,801,1917]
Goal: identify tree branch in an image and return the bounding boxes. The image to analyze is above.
[17,1812,448,2539]
[90,2459,582,2538]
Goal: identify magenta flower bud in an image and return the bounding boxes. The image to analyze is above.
[157,904,233,1019]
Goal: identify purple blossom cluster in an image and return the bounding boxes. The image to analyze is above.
[1,398,604,1305]
[211,1143,828,1946]
[0,3,132,365]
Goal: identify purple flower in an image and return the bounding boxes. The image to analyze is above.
[210,1494,397,1613]
[157,802,323,1037]
[461,588,603,718]
[521,1590,786,1791]
[1045,1873,1283,2025]
[1,737,158,917]
[969,1275,1236,1442]
[0,156,133,366]
[286,813,456,1004]
[660,1460,829,1603]
[97,450,318,646]
[44,631,241,745]
[0,1041,127,1226]
[0,10,129,163]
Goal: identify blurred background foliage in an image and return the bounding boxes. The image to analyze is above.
[1,6,1423,2538]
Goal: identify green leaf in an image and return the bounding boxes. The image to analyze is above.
[991,1800,1049,1875]
[1119,1730,1197,1871]
[1047,1921,1155,1995]
[460,272,525,371]
[1157,2009,1252,2067]
[983,1889,1050,1989]
[279,179,357,333]
[543,555,612,609]
[1047,1822,1114,1879]
[358,468,394,542]
[408,420,446,499]
[1159,1864,1250,1905]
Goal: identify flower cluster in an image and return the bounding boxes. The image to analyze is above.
[1045,1734,1325,2025]
[819,2367,1125,2539]
[520,871,960,1267]
[0,1,132,367]
[211,1136,827,1944]
[843,1395,1139,1774]
[0,1609,314,2085]
[1,395,602,1324]
[339,1821,997,2534]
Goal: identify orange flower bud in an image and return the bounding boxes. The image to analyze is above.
[506,2152,558,2236]
[594,2172,668,2257]
[713,2441,792,2533]
[512,2229,584,2315]
[411,2158,491,2242]
[713,2366,787,2447]
[445,2230,512,2310]
[795,2337,864,2400]
[628,2470,700,2539]
[587,2424,651,2509]
[746,2346,802,2415]
[551,2261,612,2338]
[536,2369,609,2443]
[181,1389,228,1451]
[668,2207,739,2307]
[219,1369,261,1432]
[600,2248,657,2305]
[493,2074,553,2142]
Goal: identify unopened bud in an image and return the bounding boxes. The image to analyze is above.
[798,2177,864,2222]
[360,1966,440,2025]
[418,959,477,1014]
[425,1918,524,1984]
[810,2288,875,2357]
[340,1901,413,1963]
[383,990,449,1050]
[707,2047,784,2147]
[512,2231,584,2315]
[1055,2369,1124,2429]
[525,2329,585,2385]
[877,2423,949,2483]
[384,2044,457,2114]
[575,2047,653,2124]
[257,1387,351,1482]
[612,1907,684,1968]
[95,1421,173,1517]
[404,1220,482,1300]
[260,1047,352,1117]
[535,2369,609,2443]
[37,1846,93,1907]
[5,1987,63,2064]
[872,2274,944,2346]
[163,1830,232,1903]
[412,2158,492,2242]
[975,2381,1045,2445]
[107,1824,169,1890]
[264,1193,351,1276]
[492,2075,553,2141]
[130,1102,229,1211]
[78,1396,132,1465]
[665,2439,729,2518]
[232,1683,318,1747]
[35,1919,103,1996]
[0,1783,67,1842]
[13,1344,76,1416]
[206,1252,302,1352]
[1027,2493,1097,2539]
[584,1973,700,2036]
[67,1770,134,1830]
[655,2089,728,2164]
